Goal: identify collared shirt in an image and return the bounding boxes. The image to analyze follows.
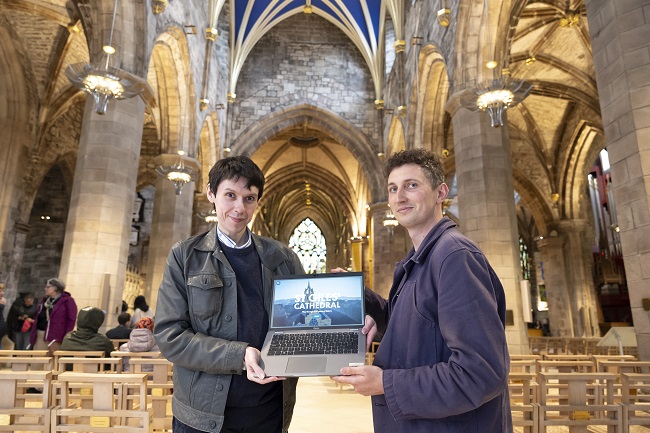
[216,225,252,249]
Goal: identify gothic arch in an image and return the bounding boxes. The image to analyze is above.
[198,112,220,192]
[386,116,405,156]
[234,103,386,202]
[149,27,197,156]
[414,44,450,154]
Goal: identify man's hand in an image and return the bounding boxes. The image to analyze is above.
[362,315,378,351]
[244,346,285,384]
[331,365,384,396]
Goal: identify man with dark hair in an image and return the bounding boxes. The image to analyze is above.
[154,155,304,433]
[106,312,132,339]
[333,149,512,433]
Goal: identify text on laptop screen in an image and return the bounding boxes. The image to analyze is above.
[271,274,364,328]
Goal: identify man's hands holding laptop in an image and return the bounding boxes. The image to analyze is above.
[244,346,286,384]
[330,313,384,396]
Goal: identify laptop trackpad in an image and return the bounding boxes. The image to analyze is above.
[286,356,327,374]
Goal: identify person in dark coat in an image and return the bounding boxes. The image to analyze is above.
[60,306,115,358]
[333,149,512,433]
[106,312,133,339]
[7,292,38,350]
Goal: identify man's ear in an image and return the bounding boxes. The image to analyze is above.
[436,183,449,203]
[207,185,215,202]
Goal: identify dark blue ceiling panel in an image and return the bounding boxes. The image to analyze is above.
[312,0,344,27]
[233,0,248,39]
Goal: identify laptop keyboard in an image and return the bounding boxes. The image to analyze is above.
[267,332,359,356]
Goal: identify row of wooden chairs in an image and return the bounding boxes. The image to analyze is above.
[528,336,638,357]
[508,357,650,433]
[0,349,173,432]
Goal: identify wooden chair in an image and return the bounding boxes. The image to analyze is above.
[537,372,621,433]
[51,372,151,433]
[56,356,122,374]
[0,350,49,357]
[511,359,537,373]
[1,356,53,372]
[509,372,538,433]
[543,354,593,362]
[620,372,650,432]
[528,337,548,355]
[545,337,567,355]
[537,360,596,374]
[111,350,162,373]
[0,371,53,433]
[130,358,174,431]
[111,339,130,350]
[52,350,105,373]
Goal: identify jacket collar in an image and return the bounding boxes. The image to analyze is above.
[194,225,289,270]
[403,217,457,266]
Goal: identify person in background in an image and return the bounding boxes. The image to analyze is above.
[7,292,38,350]
[154,155,305,433]
[0,284,7,349]
[121,300,129,313]
[131,295,154,327]
[106,312,133,340]
[30,278,77,356]
[118,317,159,372]
[332,149,512,433]
[60,306,115,358]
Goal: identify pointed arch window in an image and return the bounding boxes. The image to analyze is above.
[289,218,326,274]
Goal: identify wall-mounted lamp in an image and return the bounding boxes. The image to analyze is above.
[152,0,168,14]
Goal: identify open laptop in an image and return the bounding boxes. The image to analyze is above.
[259,272,366,377]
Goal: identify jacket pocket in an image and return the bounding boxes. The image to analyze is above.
[187,274,224,321]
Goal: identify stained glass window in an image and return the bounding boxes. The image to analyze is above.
[289,218,326,274]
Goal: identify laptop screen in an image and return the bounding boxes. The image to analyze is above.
[271,272,365,329]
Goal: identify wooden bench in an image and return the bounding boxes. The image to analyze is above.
[509,372,538,433]
[51,372,151,433]
[130,358,173,431]
[0,370,52,433]
[620,373,650,432]
[111,350,162,373]
[52,350,105,373]
[537,372,621,433]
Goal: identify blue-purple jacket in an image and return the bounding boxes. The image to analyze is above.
[365,218,512,433]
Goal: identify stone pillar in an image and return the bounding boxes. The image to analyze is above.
[144,153,200,312]
[536,236,574,337]
[369,202,411,298]
[59,96,145,328]
[585,0,650,359]
[558,220,600,337]
[349,237,365,274]
[451,108,529,355]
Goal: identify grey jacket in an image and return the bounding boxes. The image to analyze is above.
[154,227,304,433]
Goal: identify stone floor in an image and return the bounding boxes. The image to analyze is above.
[290,376,650,433]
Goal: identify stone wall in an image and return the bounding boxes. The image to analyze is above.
[232,13,379,145]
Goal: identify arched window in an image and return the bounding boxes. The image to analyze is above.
[289,218,326,274]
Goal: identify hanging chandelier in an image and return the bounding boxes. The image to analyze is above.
[65,0,153,115]
[458,0,531,127]
[459,70,531,127]
[197,209,219,224]
[155,151,198,195]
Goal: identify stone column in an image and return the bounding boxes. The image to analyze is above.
[558,220,600,337]
[585,0,650,359]
[451,108,529,355]
[369,202,411,298]
[59,96,145,328]
[536,236,574,337]
[144,154,200,312]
